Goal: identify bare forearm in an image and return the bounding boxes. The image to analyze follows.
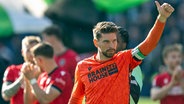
[24,80,36,104]
[2,77,23,99]
[31,83,49,103]
[151,83,173,100]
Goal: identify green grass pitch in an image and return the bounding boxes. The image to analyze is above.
[82,97,159,104]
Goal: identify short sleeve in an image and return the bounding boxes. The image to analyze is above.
[116,50,142,72]
[3,65,16,82]
[51,71,68,93]
[152,75,161,88]
[129,49,142,71]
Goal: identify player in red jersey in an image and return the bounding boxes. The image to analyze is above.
[1,36,41,104]
[68,1,174,104]
[41,25,80,80]
[22,42,73,104]
[151,44,184,104]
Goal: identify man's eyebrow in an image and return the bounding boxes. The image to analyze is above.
[103,40,110,42]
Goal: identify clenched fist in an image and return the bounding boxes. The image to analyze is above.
[21,62,41,80]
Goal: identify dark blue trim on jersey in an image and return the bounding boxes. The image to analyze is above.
[51,85,62,93]
[133,56,142,62]
[48,67,58,76]
[6,80,13,83]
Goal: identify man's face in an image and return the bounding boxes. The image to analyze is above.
[164,51,182,69]
[33,56,45,72]
[96,33,117,58]
[22,43,38,63]
[117,34,127,52]
[33,56,41,67]
[42,34,54,44]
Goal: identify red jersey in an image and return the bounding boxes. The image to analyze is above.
[69,50,141,104]
[3,64,24,104]
[54,49,80,80]
[152,72,184,104]
[36,67,73,104]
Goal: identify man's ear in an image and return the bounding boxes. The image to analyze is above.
[122,43,127,50]
[37,57,42,64]
[93,39,98,48]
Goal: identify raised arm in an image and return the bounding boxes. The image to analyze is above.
[132,1,174,59]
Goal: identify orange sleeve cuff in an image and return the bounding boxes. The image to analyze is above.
[138,19,166,56]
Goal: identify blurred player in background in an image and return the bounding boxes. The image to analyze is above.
[151,44,184,104]
[22,42,73,104]
[117,27,143,104]
[1,36,41,104]
[41,25,80,80]
[69,1,174,104]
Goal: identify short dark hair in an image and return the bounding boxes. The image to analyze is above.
[31,42,54,58]
[118,27,129,45]
[93,22,118,40]
[42,25,64,41]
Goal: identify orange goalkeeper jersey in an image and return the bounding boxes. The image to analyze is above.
[69,50,141,104]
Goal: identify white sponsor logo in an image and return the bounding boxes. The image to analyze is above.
[164,78,169,84]
[55,78,66,86]
[60,71,66,76]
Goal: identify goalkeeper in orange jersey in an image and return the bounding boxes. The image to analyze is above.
[69,1,174,104]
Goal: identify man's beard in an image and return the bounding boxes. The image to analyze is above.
[102,49,116,58]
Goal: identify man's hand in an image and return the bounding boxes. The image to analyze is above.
[155,1,174,22]
[21,63,40,80]
[171,66,183,86]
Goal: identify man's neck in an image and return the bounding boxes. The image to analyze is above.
[95,51,111,62]
[54,42,67,56]
[44,60,58,74]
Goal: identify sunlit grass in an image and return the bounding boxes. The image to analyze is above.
[82,97,159,104]
[139,97,159,104]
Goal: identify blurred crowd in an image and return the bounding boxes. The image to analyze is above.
[0,0,183,101]
[109,0,184,96]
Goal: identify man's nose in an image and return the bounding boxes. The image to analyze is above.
[109,42,116,48]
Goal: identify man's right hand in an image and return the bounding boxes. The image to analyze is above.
[155,1,174,22]
[171,66,183,86]
[21,63,39,80]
